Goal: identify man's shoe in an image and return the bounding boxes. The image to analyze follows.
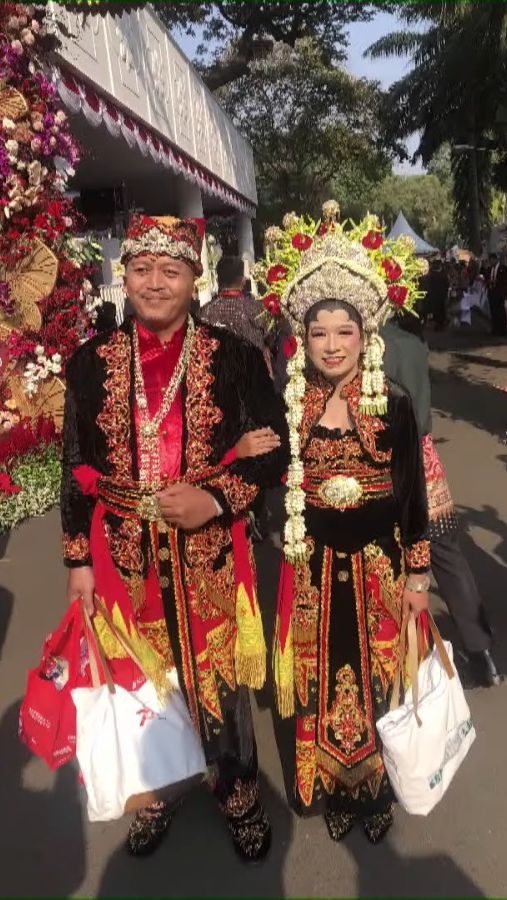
[221,779,271,864]
[126,801,175,857]
[462,650,503,688]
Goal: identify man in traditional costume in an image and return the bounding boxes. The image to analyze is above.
[256,203,430,844]
[61,214,287,860]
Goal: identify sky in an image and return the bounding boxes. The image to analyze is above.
[176,8,423,175]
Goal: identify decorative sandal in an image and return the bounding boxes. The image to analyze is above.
[324,810,356,842]
[362,806,394,845]
[221,779,271,864]
[126,801,175,857]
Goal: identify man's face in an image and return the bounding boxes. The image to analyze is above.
[124,254,195,331]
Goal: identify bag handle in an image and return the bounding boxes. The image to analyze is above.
[427,612,455,680]
[390,612,421,726]
[93,597,153,685]
[81,605,116,694]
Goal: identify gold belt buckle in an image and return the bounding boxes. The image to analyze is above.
[138,493,161,522]
[318,475,363,510]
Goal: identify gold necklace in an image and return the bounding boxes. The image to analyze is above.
[132,317,195,484]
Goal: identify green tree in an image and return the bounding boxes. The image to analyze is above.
[367,172,457,249]
[218,39,393,240]
[366,1,507,254]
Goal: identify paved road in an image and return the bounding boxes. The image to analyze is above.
[1,327,506,898]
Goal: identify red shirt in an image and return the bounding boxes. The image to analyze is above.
[134,320,185,482]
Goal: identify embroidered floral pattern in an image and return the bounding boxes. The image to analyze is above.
[207,472,258,516]
[62,531,90,561]
[105,516,144,575]
[405,539,430,572]
[185,326,223,474]
[97,331,132,481]
[323,664,368,757]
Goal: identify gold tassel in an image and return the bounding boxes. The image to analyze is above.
[272,616,295,718]
[234,583,266,689]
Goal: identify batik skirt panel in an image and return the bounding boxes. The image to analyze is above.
[294,528,405,818]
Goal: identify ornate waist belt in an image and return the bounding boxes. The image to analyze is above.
[305,472,393,511]
[97,478,164,521]
[97,464,225,522]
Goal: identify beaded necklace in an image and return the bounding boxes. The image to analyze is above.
[132,317,195,484]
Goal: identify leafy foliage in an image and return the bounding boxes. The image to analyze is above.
[366,1,507,251]
[219,39,393,242]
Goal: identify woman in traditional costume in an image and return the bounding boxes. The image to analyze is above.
[256,203,431,844]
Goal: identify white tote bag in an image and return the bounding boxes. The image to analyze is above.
[377,613,476,816]
[72,606,206,823]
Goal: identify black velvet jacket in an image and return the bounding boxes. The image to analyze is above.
[61,316,288,566]
[299,375,430,573]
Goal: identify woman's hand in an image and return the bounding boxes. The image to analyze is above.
[67,565,95,615]
[235,428,281,459]
[402,588,429,620]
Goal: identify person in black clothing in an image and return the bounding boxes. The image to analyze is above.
[422,259,449,328]
[382,317,502,687]
[486,252,507,336]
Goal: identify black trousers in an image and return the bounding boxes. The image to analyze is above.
[488,291,507,335]
[431,532,491,653]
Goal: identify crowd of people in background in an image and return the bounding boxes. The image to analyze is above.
[421,252,507,337]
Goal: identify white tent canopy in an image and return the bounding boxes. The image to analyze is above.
[387,211,438,255]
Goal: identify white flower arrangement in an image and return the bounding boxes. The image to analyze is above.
[23,346,62,396]
[282,335,309,563]
[0,446,61,532]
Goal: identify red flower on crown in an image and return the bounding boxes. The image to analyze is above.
[283,335,298,358]
[388,284,409,307]
[292,233,313,251]
[266,264,288,284]
[362,230,383,251]
[262,292,281,316]
[382,258,403,282]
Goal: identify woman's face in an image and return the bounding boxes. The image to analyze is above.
[306,307,363,383]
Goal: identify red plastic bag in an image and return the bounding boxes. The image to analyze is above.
[19,600,88,770]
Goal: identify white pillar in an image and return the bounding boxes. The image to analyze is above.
[177,180,212,305]
[237,213,255,276]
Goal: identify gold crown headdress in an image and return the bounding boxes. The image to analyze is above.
[255,201,425,563]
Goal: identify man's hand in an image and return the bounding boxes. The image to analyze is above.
[67,565,95,615]
[157,483,218,530]
[235,428,281,460]
[402,588,429,620]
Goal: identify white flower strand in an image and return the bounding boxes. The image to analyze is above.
[23,345,62,396]
[283,336,308,563]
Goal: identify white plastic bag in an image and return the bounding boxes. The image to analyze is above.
[377,614,476,816]
[72,607,205,822]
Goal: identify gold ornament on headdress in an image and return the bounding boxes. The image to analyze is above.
[255,201,425,563]
[0,238,58,332]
